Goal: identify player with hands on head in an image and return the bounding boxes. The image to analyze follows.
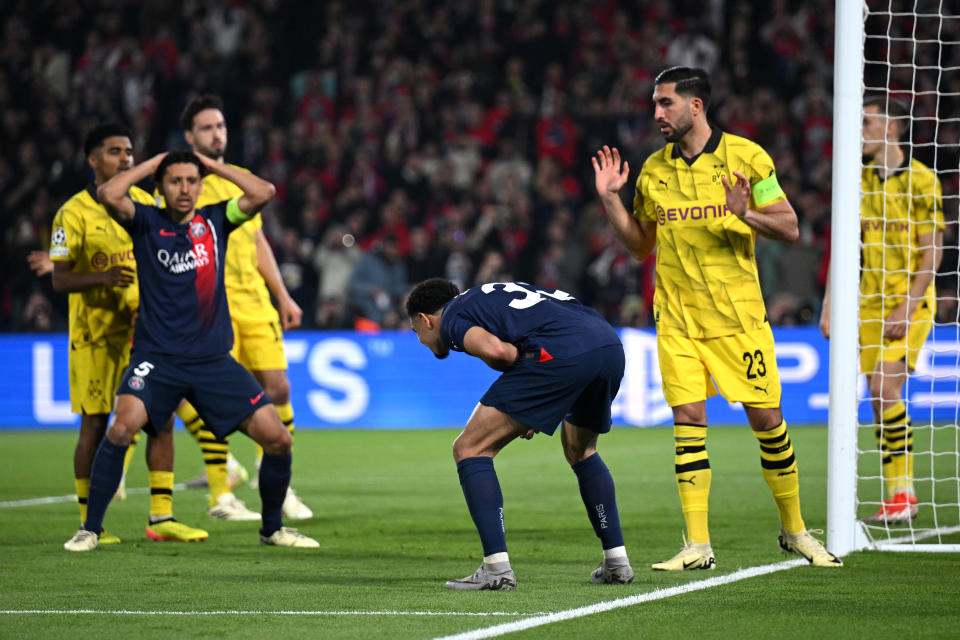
[63,149,317,551]
[47,123,206,546]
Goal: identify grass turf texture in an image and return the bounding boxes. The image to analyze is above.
[1,426,958,639]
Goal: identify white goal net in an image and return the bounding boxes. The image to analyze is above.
[828,1,960,554]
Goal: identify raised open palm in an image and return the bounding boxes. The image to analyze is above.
[592,145,630,196]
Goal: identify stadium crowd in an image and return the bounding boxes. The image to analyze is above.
[2,0,958,332]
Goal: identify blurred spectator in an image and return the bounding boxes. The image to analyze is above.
[3,0,957,333]
[348,236,408,329]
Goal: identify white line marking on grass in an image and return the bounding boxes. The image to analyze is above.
[0,609,546,617]
[0,484,187,508]
[434,559,806,640]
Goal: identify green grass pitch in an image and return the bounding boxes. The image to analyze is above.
[1,426,958,639]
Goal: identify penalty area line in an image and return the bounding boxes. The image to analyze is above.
[0,484,188,508]
[0,609,548,617]
[434,558,806,640]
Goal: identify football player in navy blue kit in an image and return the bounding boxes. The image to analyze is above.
[64,150,318,551]
[407,278,633,589]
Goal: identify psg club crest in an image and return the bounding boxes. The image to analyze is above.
[189,220,207,238]
[128,375,145,391]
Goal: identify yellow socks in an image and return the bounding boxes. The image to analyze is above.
[178,402,230,507]
[75,477,90,523]
[879,402,913,497]
[149,470,174,520]
[755,421,804,534]
[674,423,711,543]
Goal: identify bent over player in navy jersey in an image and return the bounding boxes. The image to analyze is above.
[64,150,318,551]
[407,278,633,589]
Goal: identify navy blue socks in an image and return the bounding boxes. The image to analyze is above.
[259,452,291,536]
[83,438,128,534]
[572,453,625,549]
[457,457,507,556]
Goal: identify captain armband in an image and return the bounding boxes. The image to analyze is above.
[751,173,786,207]
[225,198,254,225]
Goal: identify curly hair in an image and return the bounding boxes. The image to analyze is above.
[405,278,460,317]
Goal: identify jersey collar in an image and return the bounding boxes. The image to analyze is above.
[671,127,723,166]
[872,154,910,182]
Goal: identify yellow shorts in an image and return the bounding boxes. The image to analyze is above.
[230,305,288,371]
[859,299,935,374]
[658,324,782,409]
[69,336,131,415]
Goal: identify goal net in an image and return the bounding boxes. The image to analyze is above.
[828,1,960,554]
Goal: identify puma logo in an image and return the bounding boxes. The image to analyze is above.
[678,476,696,485]
[777,470,797,477]
[753,385,767,394]
[659,179,668,186]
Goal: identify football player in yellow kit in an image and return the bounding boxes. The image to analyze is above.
[45,123,207,543]
[176,95,312,521]
[821,96,943,523]
[594,67,840,569]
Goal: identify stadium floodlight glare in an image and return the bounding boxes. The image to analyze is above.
[828,0,960,555]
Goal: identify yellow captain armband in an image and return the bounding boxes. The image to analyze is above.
[752,173,785,206]
[225,198,253,225]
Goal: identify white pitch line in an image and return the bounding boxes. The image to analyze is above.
[434,559,806,640]
[0,484,188,508]
[0,609,546,617]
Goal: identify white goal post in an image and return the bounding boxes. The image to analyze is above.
[828,1,960,555]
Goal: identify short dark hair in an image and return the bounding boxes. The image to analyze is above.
[654,66,712,111]
[406,278,460,317]
[83,122,132,156]
[180,94,224,131]
[154,150,204,184]
[863,94,910,140]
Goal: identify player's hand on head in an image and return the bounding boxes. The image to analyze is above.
[592,145,630,196]
[104,265,136,288]
[27,250,53,276]
[278,296,303,330]
[194,152,217,170]
[721,171,751,218]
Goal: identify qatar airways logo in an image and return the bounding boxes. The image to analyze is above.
[656,202,731,225]
[157,244,209,274]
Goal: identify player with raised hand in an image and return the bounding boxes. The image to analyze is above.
[47,123,207,545]
[594,66,841,569]
[63,150,317,551]
[172,95,312,523]
[407,278,633,590]
[821,96,944,523]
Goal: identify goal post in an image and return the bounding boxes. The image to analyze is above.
[827,0,869,557]
[828,1,960,555]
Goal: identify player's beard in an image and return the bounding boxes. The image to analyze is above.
[662,119,693,143]
[196,144,223,162]
[433,344,450,359]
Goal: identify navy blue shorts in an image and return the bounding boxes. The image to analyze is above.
[117,351,271,439]
[481,343,624,435]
